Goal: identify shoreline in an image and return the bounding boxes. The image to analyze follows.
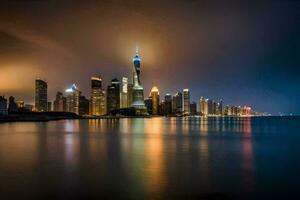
[0,113,296,123]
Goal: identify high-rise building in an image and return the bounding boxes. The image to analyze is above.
[190,102,197,115]
[0,96,7,115]
[199,97,205,116]
[144,97,152,114]
[90,76,105,116]
[127,83,133,107]
[8,96,18,113]
[172,92,182,114]
[53,92,67,112]
[207,99,213,115]
[47,102,52,111]
[79,96,90,116]
[183,89,190,115]
[149,86,160,115]
[35,79,48,111]
[219,99,223,115]
[66,84,81,115]
[107,78,120,113]
[164,93,172,115]
[120,77,128,108]
[212,101,218,115]
[131,47,147,114]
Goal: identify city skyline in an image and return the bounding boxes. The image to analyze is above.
[0,1,299,115]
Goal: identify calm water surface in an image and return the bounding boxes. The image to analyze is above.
[0,117,300,199]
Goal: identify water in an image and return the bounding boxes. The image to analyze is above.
[0,117,300,199]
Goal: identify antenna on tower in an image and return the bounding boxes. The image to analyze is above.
[135,45,139,55]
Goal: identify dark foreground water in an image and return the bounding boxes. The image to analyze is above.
[0,117,300,200]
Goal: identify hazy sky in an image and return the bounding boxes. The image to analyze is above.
[0,0,299,115]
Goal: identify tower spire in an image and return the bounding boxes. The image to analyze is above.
[135,45,139,55]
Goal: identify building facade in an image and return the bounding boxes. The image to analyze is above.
[66,84,81,115]
[53,92,66,112]
[183,89,190,115]
[0,96,7,115]
[120,77,128,108]
[90,76,105,115]
[149,86,160,115]
[107,78,120,113]
[172,92,182,114]
[35,79,48,111]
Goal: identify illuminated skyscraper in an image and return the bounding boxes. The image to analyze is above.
[172,92,182,114]
[131,47,147,114]
[35,79,48,111]
[199,97,205,115]
[207,99,213,115]
[53,92,66,112]
[183,89,190,115]
[107,78,120,113]
[66,84,81,115]
[219,99,223,115]
[149,86,160,115]
[90,76,105,115]
[120,77,128,108]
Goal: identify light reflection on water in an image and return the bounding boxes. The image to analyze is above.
[0,117,299,199]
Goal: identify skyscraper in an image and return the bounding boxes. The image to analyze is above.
[207,99,213,115]
[79,96,90,116]
[164,93,172,115]
[199,97,205,116]
[120,77,128,108]
[8,96,18,113]
[53,92,66,112]
[90,76,105,116]
[35,79,48,111]
[144,97,152,114]
[190,102,197,115]
[219,99,223,115]
[172,92,182,114]
[0,96,7,115]
[131,47,147,114]
[149,86,160,115]
[66,84,81,115]
[106,78,120,113]
[127,83,133,107]
[183,89,190,115]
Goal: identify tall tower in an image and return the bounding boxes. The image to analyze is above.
[183,89,190,115]
[90,76,105,115]
[65,84,81,115]
[35,79,48,111]
[120,77,128,108]
[149,86,160,115]
[106,78,120,113]
[131,46,147,114]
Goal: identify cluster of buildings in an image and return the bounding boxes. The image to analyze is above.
[0,49,256,117]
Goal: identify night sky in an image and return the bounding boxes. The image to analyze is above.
[0,0,299,115]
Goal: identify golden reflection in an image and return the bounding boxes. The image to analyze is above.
[200,117,208,135]
[198,138,210,185]
[144,119,166,195]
